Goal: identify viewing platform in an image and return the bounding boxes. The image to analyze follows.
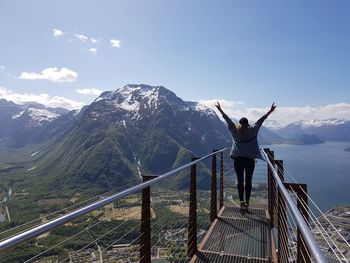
[191,205,273,263]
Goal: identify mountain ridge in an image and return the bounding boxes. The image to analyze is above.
[24,84,231,196]
[277,120,350,142]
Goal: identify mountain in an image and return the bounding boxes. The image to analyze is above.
[0,99,69,148]
[27,84,232,196]
[4,85,341,200]
[258,126,285,145]
[303,120,350,141]
[277,119,350,142]
[288,134,324,145]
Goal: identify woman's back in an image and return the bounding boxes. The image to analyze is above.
[230,123,263,159]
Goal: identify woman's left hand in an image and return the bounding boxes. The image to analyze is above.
[270,102,277,112]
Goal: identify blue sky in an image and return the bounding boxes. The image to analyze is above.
[0,0,350,124]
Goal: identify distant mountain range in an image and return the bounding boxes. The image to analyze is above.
[1,85,349,196]
[276,119,350,142]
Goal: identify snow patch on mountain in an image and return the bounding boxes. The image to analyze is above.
[119,98,140,111]
[94,91,113,102]
[264,119,284,130]
[28,108,60,124]
[27,166,37,171]
[72,108,82,116]
[118,85,163,110]
[30,150,40,156]
[95,85,162,112]
[187,101,216,116]
[12,110,25,119]
[93,85,218,124]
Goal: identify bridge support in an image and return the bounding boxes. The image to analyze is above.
[266,149,276,227]
[276,160,288,263]
[210,150,217,222]
[140,176,153,263]
[188,157,199,257]
[284,183,310,263]
[219,151,224,210]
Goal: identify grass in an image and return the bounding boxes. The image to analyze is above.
[0,163,10,169]
[169,204,189,217]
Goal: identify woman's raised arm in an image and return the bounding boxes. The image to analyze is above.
[256,102,277,126]
[215,101,236,132]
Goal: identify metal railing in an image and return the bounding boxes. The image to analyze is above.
[0,148,228,256]
[0,147,332,263]
[262,148,328,263]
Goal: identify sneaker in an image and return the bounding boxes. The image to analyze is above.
[240,202,245,215]
[244,202,249,213]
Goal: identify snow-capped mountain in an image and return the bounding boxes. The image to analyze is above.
[12,107,62,127]
[90,84,216,122]
[30,84,231,194]
[0,99,69,147]
[295,118,346,128]
[277,118,350,142]
[1,99,67,127]
[83,84,227,153]
[261,118,348,131]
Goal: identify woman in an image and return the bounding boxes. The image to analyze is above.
[215,102,276,214]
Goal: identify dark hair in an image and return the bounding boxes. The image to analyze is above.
[239,117,249,125]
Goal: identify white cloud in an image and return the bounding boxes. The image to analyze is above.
[110,39,121,48]
[89,48,97,54]
[0,65,5,70]
[90,38,98,43]
[199,99,244,117]
[18,67,78,82]
[0,86,85,110]
[0,87,10,97]
[77,88,102,96]
[198,99,350,127]
[267,103,350,125]
[75,34,88,42]
[53,29,64,37]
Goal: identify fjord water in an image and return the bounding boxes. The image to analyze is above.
[257,142,350,212]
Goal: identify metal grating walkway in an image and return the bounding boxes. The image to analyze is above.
[191,205,273,263]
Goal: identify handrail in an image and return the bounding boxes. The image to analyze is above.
[0,148,229,252]
[261,149,328,263]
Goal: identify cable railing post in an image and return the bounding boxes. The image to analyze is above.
[188,157,199,258]
[210,150,218,222]
[265,148,275,227]
[276,160,288,263]
[219,151,224,210]
[140,175,152,263]
[298,184,311,263]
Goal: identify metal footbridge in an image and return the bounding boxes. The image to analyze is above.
[0,148,347,262]
[191,205,272,263]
